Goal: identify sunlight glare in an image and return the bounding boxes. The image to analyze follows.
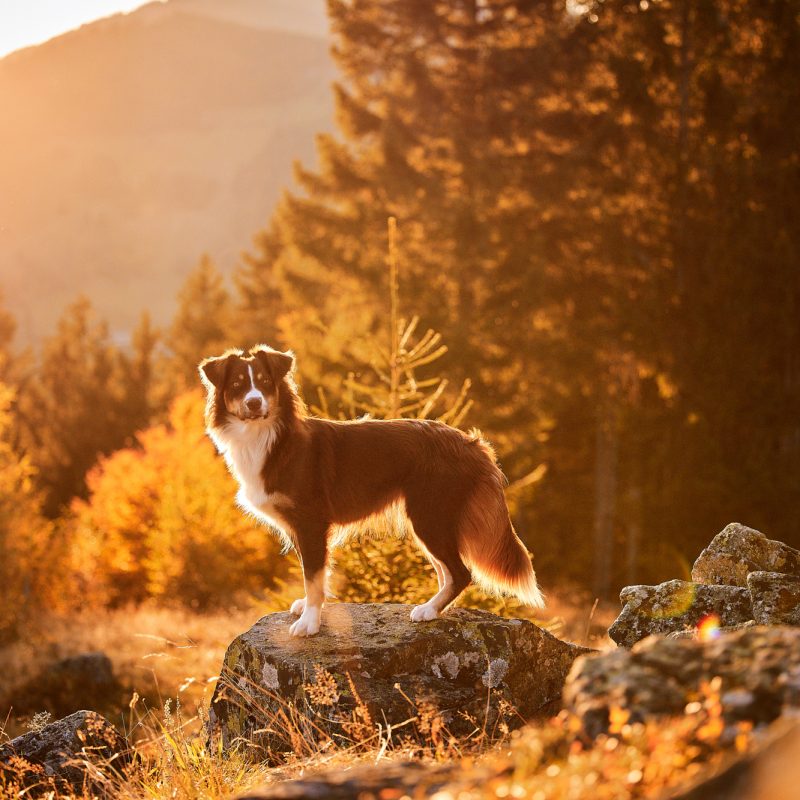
[0,0,161,58]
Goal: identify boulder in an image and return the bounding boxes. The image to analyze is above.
[208,602,591,761]
[748,571,800,625]
[0,710,130,795]
[564,625,800,739]
[608,579,753,648]
[12,652,121,717]
[692,523,800,587]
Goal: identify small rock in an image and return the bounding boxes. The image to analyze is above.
[12,652,121,717]
[747,571,800,625]
[0,710,130,795]
[564,625,800,738]
[692,523,800,587]
[208,603,591,761]
[608,579,753,648]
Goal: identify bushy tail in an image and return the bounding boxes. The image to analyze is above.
[458,479,545,608]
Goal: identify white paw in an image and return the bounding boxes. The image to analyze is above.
[410,603,439,622]
[290,597,306,616]
[289,608,321,637]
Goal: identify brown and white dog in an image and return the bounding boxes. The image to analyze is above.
[199,345,544,637]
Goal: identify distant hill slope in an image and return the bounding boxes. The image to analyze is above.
[172,0,330,38]
[0,0,334,344]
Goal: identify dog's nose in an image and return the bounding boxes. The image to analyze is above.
[245,397,262,411]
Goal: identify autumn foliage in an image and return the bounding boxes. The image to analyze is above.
[69,391,286,610]
[0,384,62,642]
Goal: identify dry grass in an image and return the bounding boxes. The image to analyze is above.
[0,603,270,741]
[0,667,772,800]
[0,592,617,798]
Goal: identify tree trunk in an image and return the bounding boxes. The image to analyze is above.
[592,398,619,599]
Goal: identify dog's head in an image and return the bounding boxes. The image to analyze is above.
[199,345,295,424]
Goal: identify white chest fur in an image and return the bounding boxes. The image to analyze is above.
[211,418,282,516]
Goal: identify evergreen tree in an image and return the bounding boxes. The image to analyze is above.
[123,311,159,429]
[0,290,17,384]
[167,255,234,390]
[18,297,137,514]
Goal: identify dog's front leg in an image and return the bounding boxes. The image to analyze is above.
[289,529,328,638]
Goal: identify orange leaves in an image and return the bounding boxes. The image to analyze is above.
[71,391,286,610]
[0,382,61,641]
[608,706,630,735]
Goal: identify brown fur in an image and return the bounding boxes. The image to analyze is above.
[199,345,544,632]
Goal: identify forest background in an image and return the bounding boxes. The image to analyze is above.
[0,0,798,652]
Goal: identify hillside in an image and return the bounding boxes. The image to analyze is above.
[0,0,334,343]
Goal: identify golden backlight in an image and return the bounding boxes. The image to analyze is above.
[0,0,153,58]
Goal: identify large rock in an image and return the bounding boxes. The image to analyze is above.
[608,579,753,648]
[564,625,800,739]
[208,603,591,761]
[12,652,121,717]
[0,710,130,794]
[692,523,800,587]
[748,571,800,625]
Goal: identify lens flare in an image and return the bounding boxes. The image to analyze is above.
[697,614,721,642]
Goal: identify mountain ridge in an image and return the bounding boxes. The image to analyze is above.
[0,0,333,344]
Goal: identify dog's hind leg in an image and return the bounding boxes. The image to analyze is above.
[430,557,445,592]
[413,534,445,591]
[406,499,471,622]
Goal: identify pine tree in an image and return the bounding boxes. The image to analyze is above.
[123,311,159,429]
[167,255,233,390]
[319,218,472,425]
[0,290,17,383]
[18,297,137,513]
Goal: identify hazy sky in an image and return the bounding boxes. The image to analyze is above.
[0,0,157,58]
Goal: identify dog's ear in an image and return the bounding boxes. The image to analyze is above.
[198,354,232,389]
[251,345,295,381]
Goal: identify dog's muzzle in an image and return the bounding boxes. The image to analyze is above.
[242,395,268,420]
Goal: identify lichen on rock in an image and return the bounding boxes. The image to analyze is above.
[692,523,800,587]
[748,570,800,625]
[608,579,753,648]
[0,710,130,795]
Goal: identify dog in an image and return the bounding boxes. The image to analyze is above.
[199,344,544,637]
